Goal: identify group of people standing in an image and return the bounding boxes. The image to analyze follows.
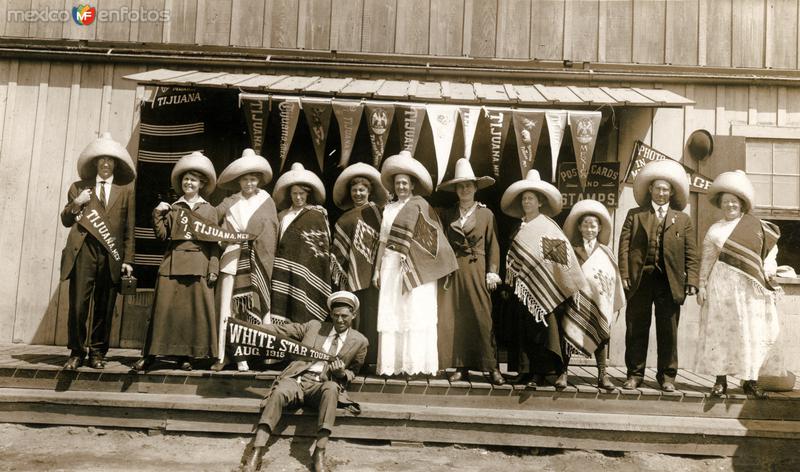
[60,133,788,399]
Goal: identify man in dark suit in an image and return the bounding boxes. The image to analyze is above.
[241,291,368,472]
[60,133,136,371]
[618,159,699,392]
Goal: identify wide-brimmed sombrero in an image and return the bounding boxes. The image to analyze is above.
[77,132,136,185]
[633,159,689,210]
[273,162,326,209]
[501,169,563,218]
[380,150,434,197]
[437,158,495,192]
[332,163,389,210]
[217,148,273,191]
[171,151,217,196]
[563,199,613,246]
[707,169,754,213]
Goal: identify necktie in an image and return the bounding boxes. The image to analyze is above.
[99,181,107,208]
[657,207,665,221]
[328,333,340,357]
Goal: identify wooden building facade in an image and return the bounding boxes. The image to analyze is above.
[1,0,799,368]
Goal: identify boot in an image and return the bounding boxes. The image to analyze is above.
[240,446,262,472]
[312,447,328,472]
[597,365,615,390]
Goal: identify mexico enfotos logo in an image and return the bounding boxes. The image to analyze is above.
[7,4,170,25]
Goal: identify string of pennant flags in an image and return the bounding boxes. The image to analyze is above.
[240,93,602,191]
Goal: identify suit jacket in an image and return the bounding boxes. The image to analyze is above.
[618,206,699,305]
[264,319,368,404]
[59,179,136,284]
[153,200,220,278]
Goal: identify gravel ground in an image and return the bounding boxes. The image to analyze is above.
[0,423,793,471]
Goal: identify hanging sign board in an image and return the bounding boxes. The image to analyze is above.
[558,162,621,209]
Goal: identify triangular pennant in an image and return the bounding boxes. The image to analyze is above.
[546,111,567,182]
[241,94,270,156]
[568,111,602,191]
[425,104,459,185]
[275,97,301,172]
[396,103,426,156]
[511,110,545,176]
[365,101,396,167]
[331,99,364,168]
[458,106,481,160]
[483,107,512,178]
[301,97,333,171]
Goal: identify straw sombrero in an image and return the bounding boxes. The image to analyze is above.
[563,199,613,246]
[170,151,217,196]
[77,132,136,185]
[437,158,495,192]
[707,170,754,213]
[217,148,273,191]
[332,163,389,210]
[501,169,563,218]
[273,162,326,209]
[633,159,689,210]
[380,150,433,197]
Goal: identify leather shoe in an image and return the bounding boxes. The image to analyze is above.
[63,356,82,371]
[312,447,328,472]
[132,356,153,372]
[711,382,727,397]
[448,370,465,382]
[179,358,193,371]
[88,357,105,370]
[622,377,642,390]
[489,369,505,386]
[240,445,262,472]
[554,372,569,389]
[597,373,615,390]
[742,380,768,399]
[660,381,676,392]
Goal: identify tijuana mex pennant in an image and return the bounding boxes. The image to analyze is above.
[170,207,254,242]
[76,193,122,262]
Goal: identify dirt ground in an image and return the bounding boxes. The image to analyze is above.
[0,423,793,472]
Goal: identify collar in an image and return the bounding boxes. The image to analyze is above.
[328,327,349,343]
[175,195,206,209]
[651,201,668,213]
[96,174,114,185]
[583,238,596,247]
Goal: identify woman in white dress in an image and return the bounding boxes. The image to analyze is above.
[695,170,782,398]
[212,149,279,372]
[372,151,457,378]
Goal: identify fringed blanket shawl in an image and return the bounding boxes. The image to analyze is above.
[331,202,382,292]
[719,213,780,292]
[271,206,332,323]
[563,245,625,355]
[218,192,279,325]
[386,196,457,292]
[505,215,588,324]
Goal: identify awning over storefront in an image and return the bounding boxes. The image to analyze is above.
[123,69,693,108]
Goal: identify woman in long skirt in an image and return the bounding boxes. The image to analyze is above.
[436,158,505,385]
[134,152,220,371]
[373,151,457,377]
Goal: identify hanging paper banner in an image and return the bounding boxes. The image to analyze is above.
[426,104,459,185]
[276,97,301,172]
[546,111,568,182]
[396,103,426,156]
[331,100,364,168]
[365,102,395,167]
[483,107,512,178]
[458,106,481,161]
[301,97,333,171]
[568,111,602,191]
[241,94,270,156]
[512,110,545,177]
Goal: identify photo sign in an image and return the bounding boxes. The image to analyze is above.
[558,162,621,209]
[624,141,713,193]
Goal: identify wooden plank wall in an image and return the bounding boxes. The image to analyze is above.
[0,59,144,346]
[0,0,798,70]
[1,58,800,353]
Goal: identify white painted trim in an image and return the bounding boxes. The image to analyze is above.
[731,124,800,140]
